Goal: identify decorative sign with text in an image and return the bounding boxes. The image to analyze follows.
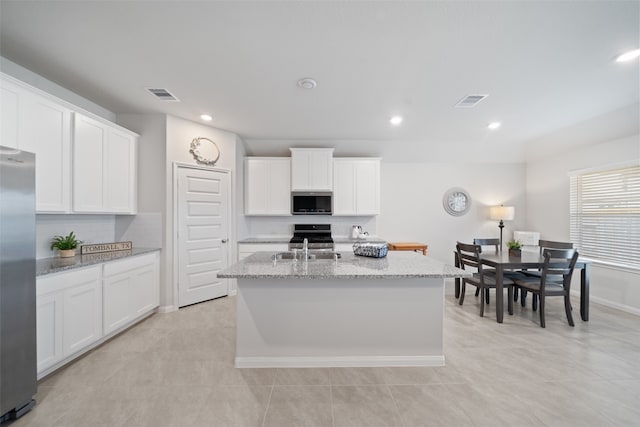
[81,241,133,255]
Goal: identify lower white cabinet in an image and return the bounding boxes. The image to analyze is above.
[36,266,102,373]
[103,252,159,335]
[35,251,160,377]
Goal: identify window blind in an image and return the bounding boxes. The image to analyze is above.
[570,165,640,270]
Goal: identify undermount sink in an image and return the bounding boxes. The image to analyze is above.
[272,251,341,261]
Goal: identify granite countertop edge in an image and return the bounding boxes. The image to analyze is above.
[36,247,162,276]
[217,252,471,280]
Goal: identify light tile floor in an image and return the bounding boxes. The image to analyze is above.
[9,290,640,427]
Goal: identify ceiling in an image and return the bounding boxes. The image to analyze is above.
[1,1,638,162]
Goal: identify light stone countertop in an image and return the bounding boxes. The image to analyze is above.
[36,247,161,276]
[218,251,470,279]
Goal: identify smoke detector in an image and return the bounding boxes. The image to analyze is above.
[297,78,317,90]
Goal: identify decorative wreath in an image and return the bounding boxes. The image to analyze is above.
[189,137,220,166]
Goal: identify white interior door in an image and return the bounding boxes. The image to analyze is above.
[177,166,230,307]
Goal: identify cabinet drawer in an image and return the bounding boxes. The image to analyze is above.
[37,266,101,296]
[103,252,158,277]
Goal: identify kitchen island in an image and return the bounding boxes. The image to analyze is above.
[218,251,470,368]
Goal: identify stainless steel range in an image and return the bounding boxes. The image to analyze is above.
[289,224,334,251]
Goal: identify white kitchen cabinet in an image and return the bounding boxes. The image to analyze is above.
[0,77,20,149]
[35,291,63,373]
[73,112,137,214]
[290,148,334,191]
[1,75,72,212]
[245,157,291,215]
[238,243,289,260]
[102,252,159,335]
[333,158,380,216]
[36,266,102,374]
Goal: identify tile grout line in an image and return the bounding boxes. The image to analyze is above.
[329,383,336,427]
[260,370,277,427]
[386,384,407,427]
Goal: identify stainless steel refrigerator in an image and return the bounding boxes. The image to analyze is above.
[0,146,37,421]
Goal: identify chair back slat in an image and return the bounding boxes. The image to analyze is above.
[473,238,500,254]
[538,240,573,255]
[456,242,482,270]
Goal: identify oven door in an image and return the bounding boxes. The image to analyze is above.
[291,192,332,215]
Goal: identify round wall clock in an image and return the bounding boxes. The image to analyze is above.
[443,188,471,216]
[189,137,220,166]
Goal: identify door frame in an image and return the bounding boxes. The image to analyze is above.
[172,162,232,309]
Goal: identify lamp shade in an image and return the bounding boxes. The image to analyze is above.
[489,205,515,221]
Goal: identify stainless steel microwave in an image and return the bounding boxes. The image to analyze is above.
[291,192,332,215]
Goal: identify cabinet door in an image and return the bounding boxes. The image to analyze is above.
[245,158,268,214]
[129,256,159,317]
[36,291,64,373]
[73,113,106,212]
[103,273,133,335]
[105,128,136,213]
[103,253,159,335]
[290,148,334,191]
[333,160,356,215]
[355,160,380,215]
[63,278,102,356]
[245,158,291,215]
[21,92,72,212]
[0,77,21,149]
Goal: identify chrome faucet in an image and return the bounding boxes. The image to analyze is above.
[302,238,309,260]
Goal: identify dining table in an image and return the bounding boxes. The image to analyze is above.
[454,250,591,324]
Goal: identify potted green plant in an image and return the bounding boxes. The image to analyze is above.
[50,231,82,258]
[507,239,522,257]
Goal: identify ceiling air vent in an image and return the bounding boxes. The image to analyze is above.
[146,88,180,102]
[454,94,488,108]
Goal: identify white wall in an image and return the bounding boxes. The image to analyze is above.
[378,162,527,261]
[36,215,115,259]
[526,133,640,314]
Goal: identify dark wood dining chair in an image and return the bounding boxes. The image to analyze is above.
[521,240,574,307]
[456,242,514,317]
[473,238,525,303]
[513,248,579,328]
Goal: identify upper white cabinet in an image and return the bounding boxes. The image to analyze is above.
[290,148,334,191]
[245,157,291,216]
[1,76,72,212]
[1,73,137,215]
[333,158,380,216]
[73,113,137,214]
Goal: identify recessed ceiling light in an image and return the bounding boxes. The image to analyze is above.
[616,49,640,62]
[297,78,317,89]
[200,114,212,121]
[390,116,403,125]
[488,122,501,130]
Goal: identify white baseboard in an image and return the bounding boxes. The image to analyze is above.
[235,355,445,368]
[228,289,237,296]
[570,290,640,317]
[157,305,176,313]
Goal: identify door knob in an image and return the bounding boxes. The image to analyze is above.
[221,239,228,243]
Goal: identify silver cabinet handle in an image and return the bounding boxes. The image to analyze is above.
[221,239,228,243]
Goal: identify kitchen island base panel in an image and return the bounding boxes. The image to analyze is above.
[236,277,444,368]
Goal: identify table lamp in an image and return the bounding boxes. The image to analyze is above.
[489,205,515,249]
